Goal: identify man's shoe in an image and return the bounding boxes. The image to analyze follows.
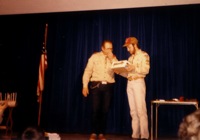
[132,138,139,140]
[98,134,106,140]
[89,133,97,140]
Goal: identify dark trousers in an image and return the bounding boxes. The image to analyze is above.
[89,82,114,134]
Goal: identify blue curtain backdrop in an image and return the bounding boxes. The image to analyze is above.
[0,4,199,136]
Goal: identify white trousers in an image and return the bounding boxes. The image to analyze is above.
[127,79,149,139]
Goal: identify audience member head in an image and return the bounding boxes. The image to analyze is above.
[178,109,200,140]
[22,126,45,140]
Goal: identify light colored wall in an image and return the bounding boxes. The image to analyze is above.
[0,0,199,15]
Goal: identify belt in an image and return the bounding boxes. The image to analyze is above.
[91,81,111,85]
[90,81,113,89]
[127,76,144,81]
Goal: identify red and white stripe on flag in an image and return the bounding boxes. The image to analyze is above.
[37,53,47,96]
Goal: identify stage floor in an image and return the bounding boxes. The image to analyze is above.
[59,134,179,140]
[0,133,179,140]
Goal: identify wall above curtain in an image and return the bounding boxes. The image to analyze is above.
[0,0,199,15]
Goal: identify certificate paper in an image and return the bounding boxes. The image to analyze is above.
[111,60,130,73]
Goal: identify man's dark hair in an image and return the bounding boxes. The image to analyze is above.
[101,40,113,47]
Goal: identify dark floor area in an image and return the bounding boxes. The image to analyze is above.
[0,132,179,140]
[60,133,179,140]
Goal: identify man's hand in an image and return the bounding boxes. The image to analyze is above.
[107,51,115,60]
[82,87,89,97]
[125,63,135,72]
[113,70,119,74]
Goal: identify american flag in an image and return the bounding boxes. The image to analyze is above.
[37,24,48,126]
[37,50,47,96]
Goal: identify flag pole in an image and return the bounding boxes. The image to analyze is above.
[38,23,48,126]
[38,91,42,126]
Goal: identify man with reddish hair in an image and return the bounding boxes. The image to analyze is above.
[121,37,150,140]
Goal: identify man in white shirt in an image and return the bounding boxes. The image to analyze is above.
[122,37,150,140]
